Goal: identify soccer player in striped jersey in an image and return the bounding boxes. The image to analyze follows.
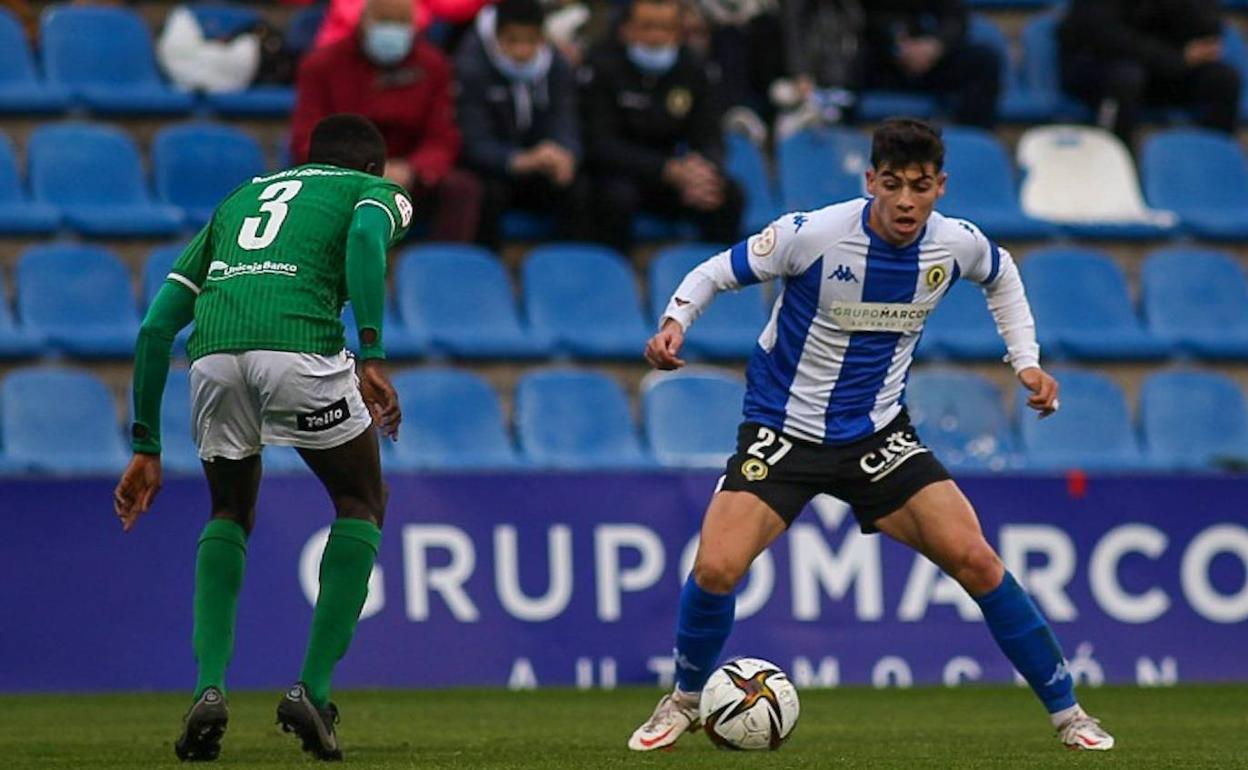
[113,114,411,762]
[629,118,1115,752]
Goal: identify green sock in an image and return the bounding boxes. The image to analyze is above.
[192,518,248,700]
[299,518,381,707]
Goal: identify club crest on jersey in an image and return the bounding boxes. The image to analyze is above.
[741,457,769,481]
[666,87,693,118]
[750,225,777,257]
[925,264,947,289]
[395,193,413,228]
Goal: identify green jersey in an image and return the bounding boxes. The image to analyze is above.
[169,164,412,360]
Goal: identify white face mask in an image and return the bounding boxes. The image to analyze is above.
[627,43,678,75]
[363,21,413,65]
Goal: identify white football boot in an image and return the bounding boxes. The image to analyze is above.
[1057,711,1115,751]
[627,692,700,751]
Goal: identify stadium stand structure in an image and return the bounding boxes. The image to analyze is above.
[1,367,129,474]
[0,131,59,235]
[153,123,267,228]
[1141,129,1248,241]
[938,126,1057,240]
[916,280,1006,362]
[1016,368,1146,471]
[17,244,140,358]
[0,7,70,114]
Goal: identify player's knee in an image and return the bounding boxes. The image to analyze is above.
[334,494,384,528]
[210,509,253,535]
[693,556,747,594]
[950,541,1004,596]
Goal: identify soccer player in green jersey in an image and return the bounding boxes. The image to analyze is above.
[112,114,412,762]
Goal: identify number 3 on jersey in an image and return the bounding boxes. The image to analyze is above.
[237,181,303,250]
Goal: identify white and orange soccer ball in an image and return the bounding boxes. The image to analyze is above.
[699,657,800,750]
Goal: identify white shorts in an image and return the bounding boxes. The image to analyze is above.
[189,350,372,461]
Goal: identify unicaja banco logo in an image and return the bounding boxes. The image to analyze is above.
[207,260,299,282]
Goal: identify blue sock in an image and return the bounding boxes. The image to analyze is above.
[975,571,1076,713]
[673,575,735,693]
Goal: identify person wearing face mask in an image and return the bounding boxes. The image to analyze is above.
[454,0,593,249]
[290,0,483,241]
[580,0,744,253]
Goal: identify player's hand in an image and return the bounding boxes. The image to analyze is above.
[1019,366,1060,419]
[644,319,687,370]
[358,359,402,441]
[114,453,162,533]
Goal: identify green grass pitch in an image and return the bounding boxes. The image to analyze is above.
[1,685,1246,768]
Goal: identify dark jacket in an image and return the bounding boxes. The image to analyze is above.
[579,41,724,185]
[863,0,969,61]
[453,30,581,178]
[1058,0,1223,80]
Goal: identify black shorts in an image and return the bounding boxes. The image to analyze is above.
[720,410,951,533]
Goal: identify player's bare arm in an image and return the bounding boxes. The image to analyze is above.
[644,318,686,370]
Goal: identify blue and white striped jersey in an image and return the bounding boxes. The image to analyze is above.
[662,198,1039,445]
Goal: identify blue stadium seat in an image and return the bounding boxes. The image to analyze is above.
[286,5,327,54]
[188,2,261,38]
[1141,371,1248,471]
[908,370,1020,471]
[151,368,201,474]
[724,132,782,236]
[388,368,520,469]
[0,269,43,358]
[499,210,555,241]
[1141,129,1248,240]
[397,244,551,358]
[648,243,767,359]
[27,123,184,237]
[17,244,140,357]
[918,279,1005,361]
[40,6,194,115]
[522,244,650,358]
[153,123,266,227]
[1021,247,1171,360]
[1,367,128,473]
[203,86,297,118]
[1016,369,1144,471]
[1018,13,1092,121]
[967,14,1055,123]
[1141,248,1248,360]
[0,131,60,234]
[777,127,868,213]
[642,369,744,468]
[857,92,939,122]
[939,127,1057,240]
[0,8,69,113]
[515,369,650,468]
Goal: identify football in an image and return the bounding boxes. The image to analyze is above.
[699,657,800,750]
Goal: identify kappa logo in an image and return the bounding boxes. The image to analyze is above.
[1044,660,1072,687]
[792,213,808,233]
[829,264,859,283]
[674,650,702,671]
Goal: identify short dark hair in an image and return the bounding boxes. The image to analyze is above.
[870,118,944,173]
[496,0,545,31]
[307,114,386,174]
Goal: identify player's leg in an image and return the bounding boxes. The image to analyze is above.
[874,481,1114,750]
[179,354,266,761]
[628,489,788,751]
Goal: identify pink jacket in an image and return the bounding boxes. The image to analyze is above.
[314,0,492,49]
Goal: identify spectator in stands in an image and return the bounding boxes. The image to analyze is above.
[698,0,784,136]
[290,0,481,241]
[455,0,592,249]
[1058,0,1240,145]
[580,0,743,252]
[861,0,1000,128]
[313,0,492,51]
[774,0,864,138]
